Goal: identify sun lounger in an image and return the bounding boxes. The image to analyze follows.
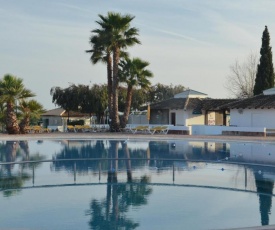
[74,125,92,132]
[67,125,76,132]
[130,126,149,134]
[148,126,169,135]
[26,126,44,133]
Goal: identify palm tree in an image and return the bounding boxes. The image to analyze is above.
[19,99,45,134]
[0,74,35,134]
[119,57,153,128]
[87,32,113,124]
[87,12,140,132]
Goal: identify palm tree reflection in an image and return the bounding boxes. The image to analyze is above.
[0,141,44,197]
[86,140,152,230]
[87,175,152,230]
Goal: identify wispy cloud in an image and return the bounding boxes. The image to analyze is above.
[135,21,213,46]
[54,2,94,15]
[154,28,213,46]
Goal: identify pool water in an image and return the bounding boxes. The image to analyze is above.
[1,139,275,229]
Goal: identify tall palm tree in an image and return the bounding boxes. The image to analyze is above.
[86,32,113,124]
[87,12,140,132]
[119,57,153,128]
[0,74,35,134]
[19,99,45,134]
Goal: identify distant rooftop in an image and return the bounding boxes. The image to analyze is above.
[42,108,91,117]
[263,87,275,95]
[174,89,208,99]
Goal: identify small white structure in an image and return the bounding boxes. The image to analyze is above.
[150,89,207,126]
[149,89,234,129]
[41,108,93,132]
[229,88,275,129]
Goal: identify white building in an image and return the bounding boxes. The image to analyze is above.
[227,88,275,129]
[149,89,235,127]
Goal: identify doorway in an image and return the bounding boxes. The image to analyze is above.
[171,112,176,126]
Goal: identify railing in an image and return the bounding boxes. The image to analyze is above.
[1,158,275,195]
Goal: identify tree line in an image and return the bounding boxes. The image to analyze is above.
[50,83,185,126]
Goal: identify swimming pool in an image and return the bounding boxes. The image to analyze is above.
[1,139,275,229]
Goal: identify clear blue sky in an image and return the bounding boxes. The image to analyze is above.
[1,0,275,109]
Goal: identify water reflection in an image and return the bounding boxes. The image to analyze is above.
[86,176,152,230]
[1,139,275,227]
[85,140,152,229]
[0,140,44,196]
[252,166,274,226]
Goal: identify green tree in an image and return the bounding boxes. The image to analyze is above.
[83,84,108,124]
[71,84,108,124]
[149,83,185,103]
[131,88,149,110]
[0,74,35,134]
[119,57,153,128]
[75,84,94,124]
[118,87,149,112]
[51,83,108,125]
[19,99,45,134]
[254,26,275,95]
[50,85,79,123]
[87,12,140,132]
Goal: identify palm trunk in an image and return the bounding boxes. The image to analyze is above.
[121,86,133,128]
[19,115,30,134]
[107,53,113,126]
[121,141,132,182]
[110,47,120,132]
[19,141,30,161]
[108,141,118,183]
[6,102,20,134]
[5,141,19,174]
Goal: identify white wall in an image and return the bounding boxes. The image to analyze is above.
[170,109,185,125]
[128,114,149,124]
[230,109,275,128]
[186,110,205,126]
[170,109,205,126]
[191,125,265,135]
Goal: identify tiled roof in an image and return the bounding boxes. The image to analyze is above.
[42,108,91,117]
[150,98,203,110]
[201,99,237,110]
[42,108,64,116]
[221,94,275,109]
[150,98,237,111]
